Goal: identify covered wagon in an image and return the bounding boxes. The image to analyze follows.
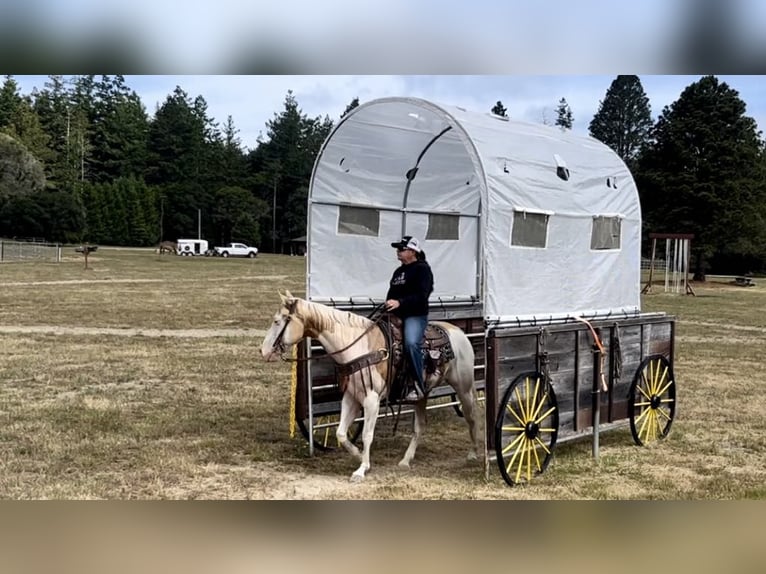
[295,97,676,484]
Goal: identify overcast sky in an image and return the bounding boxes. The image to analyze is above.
[11,75,766,152]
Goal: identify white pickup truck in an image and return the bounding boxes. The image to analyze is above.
[213,242,258,258]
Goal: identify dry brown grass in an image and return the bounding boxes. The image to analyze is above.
[0,248,764,499]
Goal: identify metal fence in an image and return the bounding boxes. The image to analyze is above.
[0,240,62,263]
[641,257,666,271]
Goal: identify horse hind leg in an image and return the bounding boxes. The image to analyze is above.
[448,368,481,462]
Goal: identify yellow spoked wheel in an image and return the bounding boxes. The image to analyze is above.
[297,415,362,452]
[494,372,559,486]
[629,355,676,446]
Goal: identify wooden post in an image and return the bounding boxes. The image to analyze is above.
[641,237,657,294]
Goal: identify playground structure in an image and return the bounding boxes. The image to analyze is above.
[641,233,695,295]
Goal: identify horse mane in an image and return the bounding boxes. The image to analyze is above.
[295,299,372,334]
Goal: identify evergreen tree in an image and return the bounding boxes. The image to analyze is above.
[0,133,46,204]
[635,75,766,278]
[0,75,22,129]
[341,97,360,118]
[555,97,573,130]
[491,100,508,117]
[89,75,149,182]
[589,75,653,167]
[212,185,268,245]
[214,115,249,187]
[251,90,334,252]
[32,75,88,192]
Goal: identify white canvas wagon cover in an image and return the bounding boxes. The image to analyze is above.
[307,97,641,324]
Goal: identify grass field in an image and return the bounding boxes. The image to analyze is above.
[0,247,764,499]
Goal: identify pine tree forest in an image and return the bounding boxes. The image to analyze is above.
[2,75,766,275]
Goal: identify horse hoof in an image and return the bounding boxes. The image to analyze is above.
[466,452,478,462]
[397,461,411,470]
[350,473,365,483]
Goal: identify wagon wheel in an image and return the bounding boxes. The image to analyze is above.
[297,414,362,452]
[629,354,676,446]
[494,371,559,486]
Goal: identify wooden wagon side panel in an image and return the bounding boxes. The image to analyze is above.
[486,315,676,451]
[485,330,537,451]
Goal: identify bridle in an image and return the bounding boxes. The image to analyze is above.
[269,298,301,358]
[272,300,388,363]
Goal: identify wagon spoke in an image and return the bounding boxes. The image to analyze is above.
[514,440,529,483]
[637,382,652,402]
[501,431,526,456]
[638,408,652,439]
[535,405,557,425]
[505,403,525,426]
[534,436,551,455]
[501,426,526,432]
[656,408,672,422]
[654,365,669,395]
[505,437,525,473]
[514,386,527,420]
[656,378,674,397]
[530,390,550,421]
[526,439,533,482]
[633,406,650,425]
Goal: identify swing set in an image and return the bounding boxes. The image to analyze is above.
[642,233,696,295]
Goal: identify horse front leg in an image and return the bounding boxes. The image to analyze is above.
[350,390,380,483]
[337,392,362,462]
[398,400,426,470]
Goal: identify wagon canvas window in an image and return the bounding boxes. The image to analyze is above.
[511,210,549,248]
[337,206,380,236]
[426,214,460,240]
[591,216,621,250]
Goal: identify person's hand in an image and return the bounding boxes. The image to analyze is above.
[385,299,400,311]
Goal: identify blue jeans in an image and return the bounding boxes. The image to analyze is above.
[403,315,428,393]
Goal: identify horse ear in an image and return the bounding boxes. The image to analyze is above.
[278,290,288,304]
[284,289,294,300]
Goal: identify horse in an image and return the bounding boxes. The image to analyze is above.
[156,240,177,255]
[260,290,481,482]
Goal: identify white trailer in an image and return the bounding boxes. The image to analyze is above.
[176,239,209,256]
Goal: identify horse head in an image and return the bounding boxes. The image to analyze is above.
[260,290,304,361]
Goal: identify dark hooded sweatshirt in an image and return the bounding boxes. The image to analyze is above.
[385,259,434,318]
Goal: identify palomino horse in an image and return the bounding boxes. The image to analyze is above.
[260,290,481,482]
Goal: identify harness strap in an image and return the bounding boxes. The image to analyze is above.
[335,349,390,379]
[574,316,609,393]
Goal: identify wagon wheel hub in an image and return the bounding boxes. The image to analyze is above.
[524,421,539,439]
[650,395,662,409]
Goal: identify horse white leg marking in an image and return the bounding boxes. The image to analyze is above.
[456,386,480,461]
[350,390,380,483]
[446,331,482,462]
[337,392,362,462]
[398,400,426,469]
